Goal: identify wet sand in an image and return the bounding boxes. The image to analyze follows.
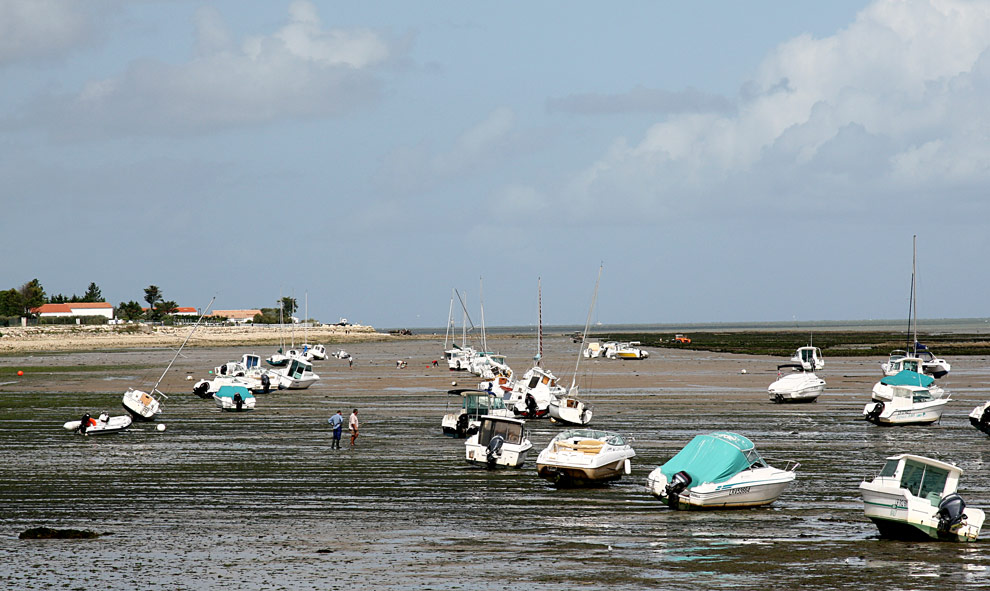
[1,336,989,590]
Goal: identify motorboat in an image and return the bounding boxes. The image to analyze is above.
[63,413,132,435]
[863,385,948,425]
[265,349,292,367]
[536,428,635,485]
[790,345,824,371]
[916,346,951,378]
[768,363,825,403]
[213,385,256,411]
[270,358,320,389]
[582,341,605,358]
[331,349,351,360]
[871,370,945,402]
[881,353,926,377]
[968,401,990,435]
[860,454,984,541]
[192,373,276,398]
[122,297,215,421]
[646,432,798,509]
[504,365,564,419]
[608,342,649,360]
[444,345,476,371]
[441,389,513,437]
[464,415,533,468]
[548,390,593,425]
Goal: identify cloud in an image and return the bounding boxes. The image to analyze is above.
[558,0,990,223]
[5,1,398,137]
[547,86,734,116]
[0,0,99,65]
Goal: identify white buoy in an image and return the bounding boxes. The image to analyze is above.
[451,381,457,386]
[740,369,747,374]
[156,423,166,432]
[185,375,193,380]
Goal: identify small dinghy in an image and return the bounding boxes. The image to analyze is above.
[63,413,132,435]
[464,415,533,468]
[646,432,798,509]
[860,453,984,541]
[213,385,256,412]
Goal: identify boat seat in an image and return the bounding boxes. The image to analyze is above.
[554,440,604,454]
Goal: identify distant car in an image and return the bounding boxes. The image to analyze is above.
[673,334,692,344]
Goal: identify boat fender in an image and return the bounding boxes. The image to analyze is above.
[623,459,632,475]
[486,435,505,467]
[261,374,271,394]
[865,402,884,422]
[665,471,692,509]
[937,493,967,536]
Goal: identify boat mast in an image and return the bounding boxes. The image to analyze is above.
[152,296,216,397]
[571,264,603,393]
[536,277,543,366]
[912,234,918,354]
[444,289,454,350]
[479,277,487,353]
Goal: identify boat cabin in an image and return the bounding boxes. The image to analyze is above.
[890,356,922,374]
[891,385,935,404]
[524,367,558,391]
[475,416,526,447]
[874,454,961,503]
[449,389,509,419]
[791,346,824,370]
[286,359,314,379]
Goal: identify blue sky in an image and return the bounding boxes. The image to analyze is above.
[2,0,988,328]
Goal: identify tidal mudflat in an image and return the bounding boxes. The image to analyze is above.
[2,337,989,590]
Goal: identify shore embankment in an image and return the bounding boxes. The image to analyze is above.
[0,323,390,354]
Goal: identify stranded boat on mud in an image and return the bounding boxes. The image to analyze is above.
[536,428,634,486]
[441,389,513,437]
[213,385,256,412]
[645,432,797,509]
[768,363,825,403]
[860,454,984,541]
[863,385,948,426]
[464,415,532,468]
[63,413,132,435]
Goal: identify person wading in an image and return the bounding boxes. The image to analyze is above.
[349,408,359,447]
[328,410,344,449]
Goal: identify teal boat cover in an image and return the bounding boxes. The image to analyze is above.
[660,432,763,485]
[880,370,934,388]
[215,385,254,399]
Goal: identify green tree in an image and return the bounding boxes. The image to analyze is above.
[82,282,103,302]
[280,296,297,318]
[19,279,45,316]
[144,286,163,320]
[155,300,178,317]
[116,301,144,321]
[0,289,23,317]
[49,293,70,304]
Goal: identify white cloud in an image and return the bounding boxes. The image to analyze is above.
[6,1,397,137]
[0,0,97,65]
[563,0,990,221]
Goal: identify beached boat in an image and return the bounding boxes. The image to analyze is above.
[63,413,133,435]
[213,385,256,411]
[193,374,275,397]
[536,428,634,485]
[768,363,825,403]
[790,345,824,371]
[123,297,214,421]
[608,341,649,360]
[331,349,351,360]
[464,415,533,468]
[646,432,798,509]
[871,370,945,402]
[270,358,320,390]
[968,401,990,435]
[860,454,984,541]
[582,341,605,358]
[548,268,602,426]
[441,389,514,437]
[863,385,948,425]
[916,347,951,379]
[880,353,926,377]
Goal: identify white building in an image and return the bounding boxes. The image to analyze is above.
[31,302,115,319]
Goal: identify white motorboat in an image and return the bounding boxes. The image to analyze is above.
[123,297,215,421]
[193,373,275,398]
[768,363,825,403]
[871,370,945,402]
[968,401,990,435]
[860,454,984,541]
[790,345,824,371]
[646,432,798,509]
[63,413,132,435]
[271,358,320,389]
[916,347,951,378]
[464,415,533,468]
[441,389,514,437]
[863,385,948,425]
[213,385,256,411]
[609,342,649,360]
[881,353,926,377]
[331,349,351,360]
[536,428,635,485]
[582,341,606,358]
[504,366,563,419]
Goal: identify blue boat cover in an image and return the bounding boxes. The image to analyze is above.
[880,370,934,388]
[660,432,761,485]
[215,385,254,399]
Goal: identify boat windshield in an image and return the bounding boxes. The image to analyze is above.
[900,459,949,499]
[902,359,919,372]
[879,459,899,478]
[555,429,625,445]
[464,394,506,415]
[478,419,523,445]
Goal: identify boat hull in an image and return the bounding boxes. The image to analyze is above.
[863,400,946,425]
[548,398,593,425]
[536,460,627,485]
[860,484,984,542]
[465,443,531,468]
[646,466,796,509]
[121,389,161,421]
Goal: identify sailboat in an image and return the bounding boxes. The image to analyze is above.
[443,289,477,371]
[298,292,327,361]
[548,267,600,426]
[505,278,565,418]
[122,297,215,421]
[880,236,951,378]
[266,295,291,367]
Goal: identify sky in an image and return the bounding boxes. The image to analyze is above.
[2,0,989,328]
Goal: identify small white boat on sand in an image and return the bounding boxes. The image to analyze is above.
[442,389,513,437]
[609,342,649,360]
[768,364,825,403]
[213,385,256,412]
[646,432,798,509]
[860,453,984,541]
[864,385,948,425]
[63,413,132,435]
[536,428,634,486]
[790,345,824,371]
[464,415,532,468]
[872,370,945,402]
[968,401,990,435]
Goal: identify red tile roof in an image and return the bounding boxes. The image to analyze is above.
[31,302,113,313]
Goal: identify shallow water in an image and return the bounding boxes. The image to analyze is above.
[1,339,990,590]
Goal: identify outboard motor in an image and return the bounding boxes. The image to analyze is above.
[261,374,271,394]
[486,435,505,468]
[193,381,211,398]
[456,413,470,437]
[525,393,538,418]
[865,401,885,423]
[937,493,967,536]
[233,392,243,411]
[78,414,91,434]
[979,408,990,434]
[664,471,692,509]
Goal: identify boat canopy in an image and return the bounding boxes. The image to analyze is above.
[660,432,764,485]
[881,370,934,388]
[215,385,253,399]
